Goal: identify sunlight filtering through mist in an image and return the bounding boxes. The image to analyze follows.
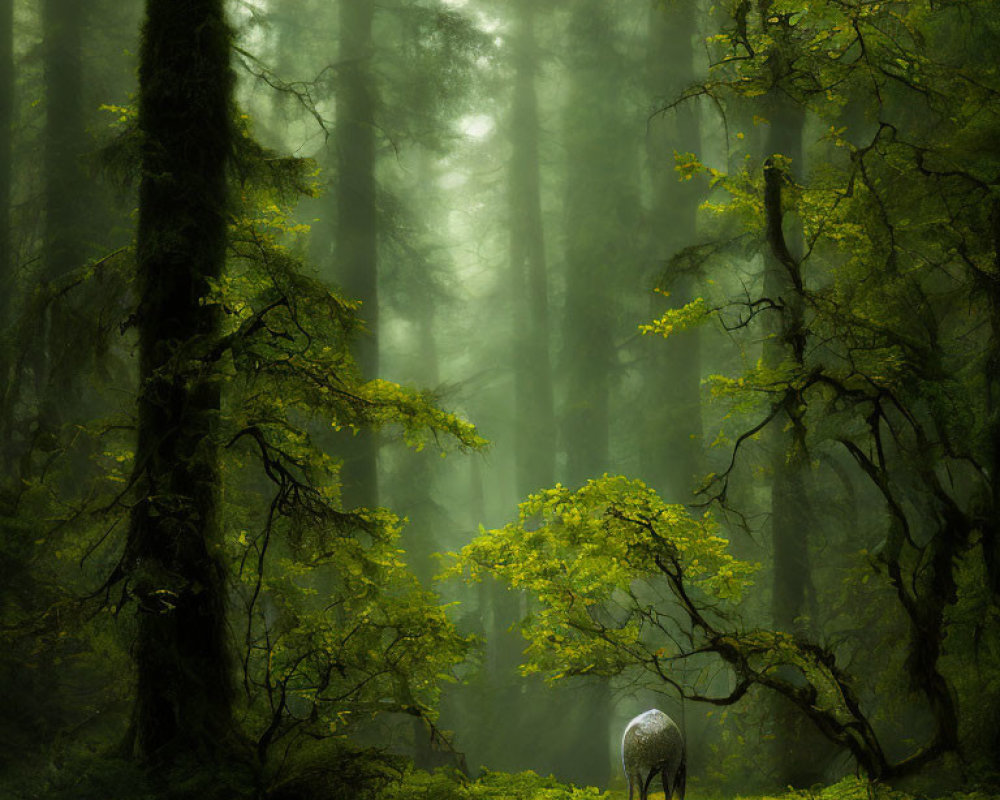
[458,113,494,139]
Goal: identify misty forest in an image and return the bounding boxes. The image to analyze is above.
[2,0,1000,799]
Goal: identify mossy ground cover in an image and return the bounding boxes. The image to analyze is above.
[383,773,1000,800]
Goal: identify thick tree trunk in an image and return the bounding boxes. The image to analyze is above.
[126,0,235,764]
[641,0,703,502]
[510,0,555,499]
[336,0,378,509]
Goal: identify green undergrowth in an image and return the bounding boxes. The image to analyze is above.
[379,773,1000,800]
[6,760,999,800]
[770,777,999,800]
[380,769,612,800]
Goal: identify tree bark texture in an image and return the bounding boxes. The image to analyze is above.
[127,0,235,764]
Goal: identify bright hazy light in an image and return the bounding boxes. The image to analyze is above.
[458,114,494,139]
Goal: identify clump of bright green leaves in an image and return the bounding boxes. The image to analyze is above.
[447,476,756,683]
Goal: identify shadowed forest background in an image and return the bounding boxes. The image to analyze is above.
[1,1,1000,799]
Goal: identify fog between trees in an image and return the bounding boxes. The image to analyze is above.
[1,1,999,798]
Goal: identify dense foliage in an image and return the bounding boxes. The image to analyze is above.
[1,0,999,797]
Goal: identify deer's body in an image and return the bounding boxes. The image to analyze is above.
[621,709,685,800]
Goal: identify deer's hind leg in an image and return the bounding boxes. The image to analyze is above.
[660,767,674,800]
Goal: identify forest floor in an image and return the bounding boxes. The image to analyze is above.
[382,771,1000,800]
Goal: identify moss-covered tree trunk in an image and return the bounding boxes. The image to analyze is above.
[641,0,703,502]
[510,0,554,499]
[336,0,378,509]
[125,0,235,764]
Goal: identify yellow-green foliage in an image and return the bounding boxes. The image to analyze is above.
[208,152,487,748]
[640,295,710,340]
[446,476,756,681]
[774,777,1000,800]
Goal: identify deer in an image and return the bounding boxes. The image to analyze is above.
[621,709,686,800]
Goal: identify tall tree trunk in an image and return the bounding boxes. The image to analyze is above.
[0,0,10,329]
[757,11,824,781]
[761,103,810,639]
[42,0,84,282]
[641,0,703,502]
[510,0,554,499]
[40,0,86,435]
[986,199,1000,603]
[125,0,235,764]
[336,0,378,509]
[404,301,442,769]
[386,192,444,765]
[0,0,12,463]
[560,1,637,785]
[562,5,615,494]
[493,3,561,776]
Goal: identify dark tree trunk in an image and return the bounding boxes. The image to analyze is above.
[336,0,378,509]
[42,0,85,283]
[40,0,87,433]
[761,102,811,638]
[0,0,12,461]
[0,0,10,328]
[641,0,703,502]
[125,0,235,764]
[986,199,1000,603]
[510,0,555,499]
[758,46,828,780]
